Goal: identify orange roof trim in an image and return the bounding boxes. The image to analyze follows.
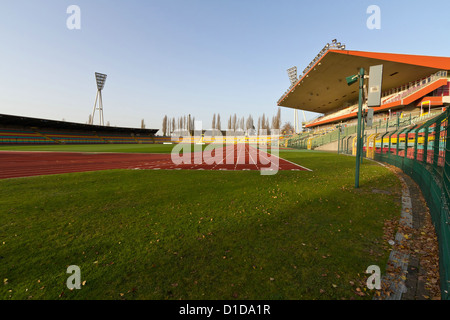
[329,50,450,70]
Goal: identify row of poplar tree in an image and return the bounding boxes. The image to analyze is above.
[161,108,282,137]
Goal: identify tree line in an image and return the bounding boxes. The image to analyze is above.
[161,114,196,136]
[161,108,282,136]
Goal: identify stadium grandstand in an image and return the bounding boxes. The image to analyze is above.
[0,113,170,145]
[278,44,450,153]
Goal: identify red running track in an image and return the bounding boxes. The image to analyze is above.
[0,145,311,179]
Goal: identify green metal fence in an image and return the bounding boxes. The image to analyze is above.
[288,111,443,151]
[287,109,450,298]
[374,110,450,300]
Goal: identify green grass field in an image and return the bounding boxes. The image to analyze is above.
[0,145,402,300]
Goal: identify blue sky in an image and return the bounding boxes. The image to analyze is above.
[1,0,450,131]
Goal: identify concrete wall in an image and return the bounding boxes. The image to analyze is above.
[314,127,381,152]
[315,140,339,152]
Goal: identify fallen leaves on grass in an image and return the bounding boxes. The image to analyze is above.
[375,165,441,300]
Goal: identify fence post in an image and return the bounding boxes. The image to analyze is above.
[413,125,419,161]
[360,110,366,164]
[424,123,429,165]
[404,128,408,158]
[388,131,392,161]
[434,119,441,177]
[381,131,389,161]
[442,107,450,300]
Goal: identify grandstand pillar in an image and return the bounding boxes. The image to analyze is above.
[433,117,442,176]
[294,110,299,133]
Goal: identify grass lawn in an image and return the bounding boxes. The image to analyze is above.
[0,149,402,300]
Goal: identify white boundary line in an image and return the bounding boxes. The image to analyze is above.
[249,145,313,172]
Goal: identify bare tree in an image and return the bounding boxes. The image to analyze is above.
[246,114,254,131]
[212,113,216,130]
[161,115,167,135]
[273,108,281,130]
[281,122,294,135]
[165,115,168,135]
[257,117,261,135]
[277,108,281,129]
[217,114,221,131]
[232,114,237,131]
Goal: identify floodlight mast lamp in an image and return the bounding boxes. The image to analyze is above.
[287,66,298,88]
[91,72,107,126]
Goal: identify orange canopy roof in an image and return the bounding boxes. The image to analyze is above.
[278,50,450,114]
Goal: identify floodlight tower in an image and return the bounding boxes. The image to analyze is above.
[287,66,298,87]
[91,72,107,126]
[287,67,301,134]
